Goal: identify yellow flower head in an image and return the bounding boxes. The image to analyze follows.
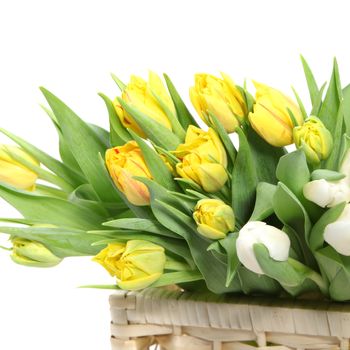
[11,237,61,267]
[248,82,304,147]
[190,73,246,133]
[193,199,235,239]
[105,141,152,206]
[173,126,228,193]
[93,240,166,290]
[0,145,39,191]
[293,116,333,165]
[113,71,174,137]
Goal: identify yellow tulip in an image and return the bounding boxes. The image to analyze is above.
[173,126,228,193]
[193,199,235,239]
[93,240,166,290]
[113,71,174,137]
[11,238,61,267]
[105,141,152,206]
[293,116,333,165]
[0,145,39,190]
[190,73,246,133]
[248,82,304,147]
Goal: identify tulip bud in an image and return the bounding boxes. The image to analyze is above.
[173,126,228,193]
[248,82,304,147]
[236,221,290,274]
[193,199,235,239]
[93,240,166,290]
[293,116,333,165]
[113,72,174,137]
[190,73,247,133]
[324,204,350,255]
[0,145,39,190]
[105,141,152,206]
[303,179,350,208]
[11,238,61,267]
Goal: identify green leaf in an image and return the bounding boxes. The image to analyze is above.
[0,128,85,188]
[99,93,132,146]
[237,265,281,295]
[0,226,105,257]
[103,218,181,239]
[149,88,186,140]
[0,183,104,230]
[309,202,346,251]
[324,102,344,170]
[247,128,286,184]
[89,124,110,149]
[250,182,276,221]
[219,233,240,287]
[291,86,308,120]
[318,58,342,135]
[79,285,119,290]
[254,244,303,287]
[163,73,199,129]
[343,83,350,135]
[68,184,114,218]
[117,98,181,150]
[232,128,258,223]
[207,241,227,264]
[139,178,240,293]
[41,105,83,172]
[40,87,121,203]
[34,184,67,199]
[311,169,346,181]
[276,150,310,199]
[151,270,203,287]
[130,130,177,191]
[111,73,126,91]
[254,244,328,296]
[207,112,236,164]
[300,55,319,106]
[338,134,350,169]
[310,82,327,116]
[276,150,323,222]
[315,246,350,301]
[273,182,315,268]
[238,85,255,113]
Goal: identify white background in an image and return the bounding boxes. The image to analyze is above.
[1,0,350,349]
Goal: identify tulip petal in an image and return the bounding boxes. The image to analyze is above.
[324,221,350,256]
[197,163,228,193]
[197,223,226,239]
[236,221,290,275]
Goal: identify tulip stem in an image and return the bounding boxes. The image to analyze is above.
[218,185,231,202]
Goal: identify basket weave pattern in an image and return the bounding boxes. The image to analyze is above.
[110,289,350,350]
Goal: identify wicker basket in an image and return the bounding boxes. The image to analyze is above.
[109,288,350,350]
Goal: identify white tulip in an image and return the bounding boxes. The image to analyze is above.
[303,179,350,208]
[236,221,291,274]
[324,204,350,256]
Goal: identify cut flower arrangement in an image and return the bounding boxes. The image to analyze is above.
[2,57,350,302]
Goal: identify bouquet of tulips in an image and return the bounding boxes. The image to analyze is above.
[2,57,350,301]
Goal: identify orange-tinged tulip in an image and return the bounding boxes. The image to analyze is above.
[106,141,152,206]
